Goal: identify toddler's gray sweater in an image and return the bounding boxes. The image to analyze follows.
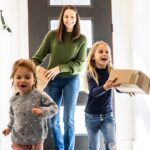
[7,89,57,145]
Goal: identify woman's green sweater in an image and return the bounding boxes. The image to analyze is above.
[32,30,87,77]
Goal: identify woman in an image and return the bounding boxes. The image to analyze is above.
[32,5,87,150]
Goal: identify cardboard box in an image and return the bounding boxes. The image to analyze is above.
[36,66,49,90]
[148,81,150,94]
[109,69,150,94]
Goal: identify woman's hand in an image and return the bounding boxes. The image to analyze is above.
[2,128,10,136]
[45,66,60,80]
[32,108,43,117]
[103,78,121,91]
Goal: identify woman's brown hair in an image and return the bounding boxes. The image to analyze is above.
[56,5,81,43]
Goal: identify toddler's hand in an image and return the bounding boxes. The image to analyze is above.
[32,108,43,117]
[2,128,10,136]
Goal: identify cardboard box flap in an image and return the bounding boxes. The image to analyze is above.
[109,69,150,94]
[109,69,140,84]
[36,66,49,90]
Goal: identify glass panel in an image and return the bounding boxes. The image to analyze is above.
[49,0,91,5]
[80,20,92,48]
[75,106,87,134]
[60,106,87,135]
[50,19,92,48]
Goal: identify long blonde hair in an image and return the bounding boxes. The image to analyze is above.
[86,41,113,85]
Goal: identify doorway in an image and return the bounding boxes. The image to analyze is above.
[28,0,113,149]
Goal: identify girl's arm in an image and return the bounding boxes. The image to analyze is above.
[88,76,120,98]
[2,105,13,136]
[88,76,106,98]
[35,91,58,119]
[7,106,14,131]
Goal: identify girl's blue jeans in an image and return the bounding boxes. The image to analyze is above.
[45,75,80,150]
[85,112,116,150]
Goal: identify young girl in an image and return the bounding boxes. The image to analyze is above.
[32,5,87,150]
[2,59,58,150]
[84,41,120,150]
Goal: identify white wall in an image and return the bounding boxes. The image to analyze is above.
[132,0,150,149]
[112,1,134,149]
[0,0,28,149]
[112,0,150,150]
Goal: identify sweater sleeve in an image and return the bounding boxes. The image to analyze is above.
[7,106,14,131]
[59,37,87,75]
[31,31,51,65]
[38,91,58,119]
[88,75,107,98]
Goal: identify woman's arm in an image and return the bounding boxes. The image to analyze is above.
[32,31,51,65]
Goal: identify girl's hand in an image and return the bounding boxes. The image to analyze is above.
[103,78,120,91]
[32,108,43,117]
[2,128,10,136]
[128,92,135,97]
[45,66,60,80]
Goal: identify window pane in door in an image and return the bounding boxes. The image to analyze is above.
[50,19,92,48]
[49,0,91,5]
[60,106,87,134]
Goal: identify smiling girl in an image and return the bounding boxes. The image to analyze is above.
[84,41,120,150]
[2,59,58,150]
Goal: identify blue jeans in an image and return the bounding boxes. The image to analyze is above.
[85,112,116,150]
[45,76,80,150]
